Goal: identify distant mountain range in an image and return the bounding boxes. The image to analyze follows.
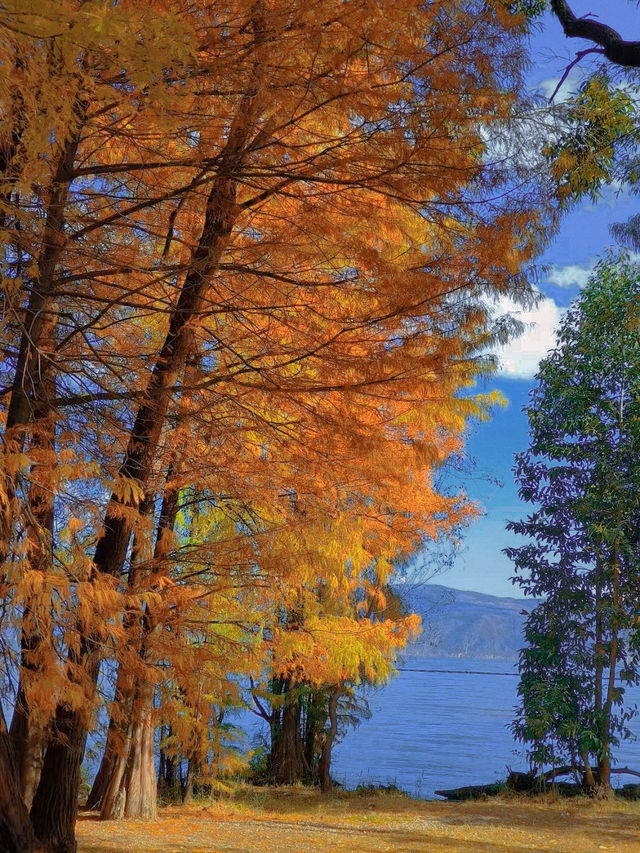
[397,584,538,660]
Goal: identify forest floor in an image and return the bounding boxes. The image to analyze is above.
[77,785,640,852]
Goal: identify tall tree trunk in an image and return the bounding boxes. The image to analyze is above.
[0,89,84,545]
[3,105,84,843]
[9,704,45,811]
[100,680,157,820]
[31,21,266,845]
[0,710,39,853]
[29,706,86,853]
[85,717,118,810]
[164,751,176,791]
[11,397,56,809]
[319,688,339,794]
[594,547,604,718]
[599,555,620,796]
[598,381,627,797]
[0,95,83,566]
[271,687,307,785]
[182,757,197,804]
[303,688,325,776]
[97,477,178,819]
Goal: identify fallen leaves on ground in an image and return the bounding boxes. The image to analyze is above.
[77,787,640,852]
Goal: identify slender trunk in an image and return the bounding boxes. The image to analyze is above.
[158,727,167,788]
[182,758,197,804]
[594,548,603,717]
[11,402,56,809]
[319,688,339,793]
[597,380,627,795]
[600,554,620,794]
[85,718,118,810]
[164,751,176,790]
[1,98,83,553]
[86,493,155,811]
[581,751,597,791]
[303,688,326,776]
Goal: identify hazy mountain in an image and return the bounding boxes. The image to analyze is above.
[396,584,537,660]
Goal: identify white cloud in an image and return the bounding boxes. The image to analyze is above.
[538,75,580,103]
[546,262,593,289]
[492,295,564,380]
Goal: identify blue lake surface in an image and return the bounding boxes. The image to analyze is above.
[328,656,640,799]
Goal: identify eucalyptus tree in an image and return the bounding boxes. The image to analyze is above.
[507,256,640,795]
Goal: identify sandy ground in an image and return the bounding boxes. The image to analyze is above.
[77,788,640,852]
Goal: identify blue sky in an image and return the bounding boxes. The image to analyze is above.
[428,2,639,597]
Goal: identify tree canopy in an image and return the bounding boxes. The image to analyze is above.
[508,255,640,795]
[0,1,552,850]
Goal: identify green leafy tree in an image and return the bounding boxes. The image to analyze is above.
[507,255,640,795]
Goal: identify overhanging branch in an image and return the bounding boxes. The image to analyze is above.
[551,0,640,68]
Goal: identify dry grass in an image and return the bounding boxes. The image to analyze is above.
[77,785,640,852]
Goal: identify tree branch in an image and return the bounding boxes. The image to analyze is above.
[551,0,640,68]
[548,47,604,102]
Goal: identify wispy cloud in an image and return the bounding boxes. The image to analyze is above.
[546,262,593,289]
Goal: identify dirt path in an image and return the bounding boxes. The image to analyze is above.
[77,789,640,852]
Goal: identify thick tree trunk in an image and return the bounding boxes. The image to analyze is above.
[29,707,86,853]
[0,712,39,853]
[100,681,157,820]
[9,703,45,810]
[271,689,307,785]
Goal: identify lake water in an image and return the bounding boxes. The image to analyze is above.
[328,656,640,799]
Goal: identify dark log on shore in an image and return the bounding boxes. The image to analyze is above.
[434,783,503,800]
[435,768,640,801]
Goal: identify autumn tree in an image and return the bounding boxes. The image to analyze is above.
[0,0,553,850]
[508,256,640,796]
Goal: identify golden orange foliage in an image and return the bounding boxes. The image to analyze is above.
[0,0,551,845]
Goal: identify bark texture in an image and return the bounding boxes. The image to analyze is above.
[0,715,39,853]
[271,690,308,785]
[100,681,157,819]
